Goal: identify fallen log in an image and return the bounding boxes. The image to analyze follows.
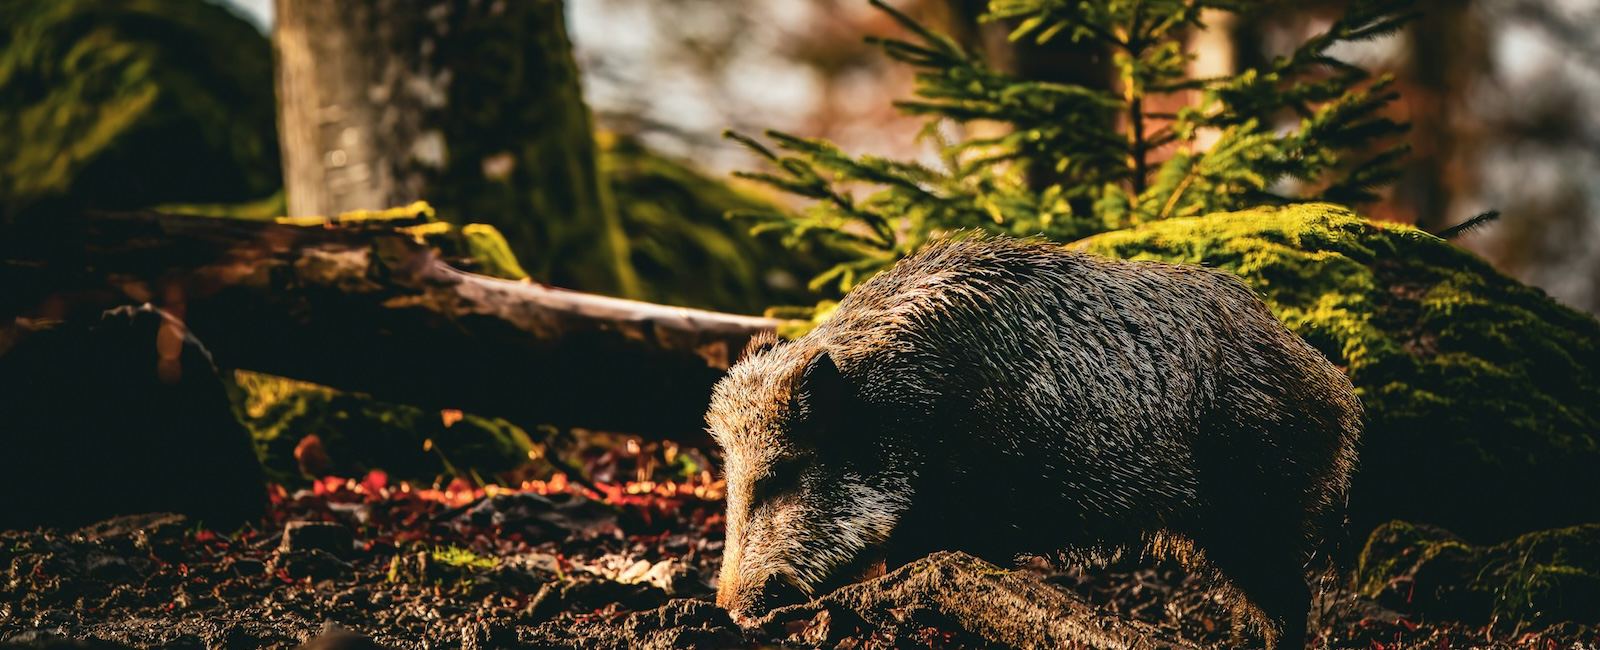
[0,210,780,439]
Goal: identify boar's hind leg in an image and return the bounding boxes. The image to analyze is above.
[1199,523,1312,650]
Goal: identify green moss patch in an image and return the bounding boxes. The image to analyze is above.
[1356,520,1600,630]
[1,0,280,223]
[233,370,534,484]
[1076,204,1600,541]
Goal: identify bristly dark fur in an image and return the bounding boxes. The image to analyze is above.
[708,234,1362,649]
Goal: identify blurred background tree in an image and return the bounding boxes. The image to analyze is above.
[272,0,640,298]
[565,0,1600,315]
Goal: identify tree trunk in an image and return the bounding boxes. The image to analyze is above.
[0,211,776,440]
[272,0,639,298]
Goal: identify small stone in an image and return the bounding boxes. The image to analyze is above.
[84,553,132,581]
[331,586,371,609]
[230,557,266,577]
[296,624,388,650]
[279,521,354,558]
[275,549,353,582]
[460,622,516,650]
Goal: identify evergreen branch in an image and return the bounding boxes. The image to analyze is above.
[1433,210,1502,240]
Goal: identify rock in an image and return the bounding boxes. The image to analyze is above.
[0,306,265,530]
[83,553,133,581]
[1355,520,1600,630]
[1077,204,1600,541]
[227,557,266,577]
[455,492,619,542]
[295,625,390,650]
[555,575,669,613]
[279,521,355,558]
[459,622,517,650]
[273,549,354,582]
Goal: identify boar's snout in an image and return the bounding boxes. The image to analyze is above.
[717,572,808,624]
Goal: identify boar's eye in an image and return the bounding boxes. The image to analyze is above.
[750,458,806,506]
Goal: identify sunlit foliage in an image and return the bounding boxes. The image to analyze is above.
[729,0,1414,306]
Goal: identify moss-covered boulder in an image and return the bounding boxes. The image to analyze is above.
[0,306,265,530]
[1076,204,1600,541]
[1356,520,1600,630]
[0,0,280,223]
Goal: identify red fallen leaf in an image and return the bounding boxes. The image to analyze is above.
[295,435,333,477]
[361,469,389,493]
[193,530,217,544]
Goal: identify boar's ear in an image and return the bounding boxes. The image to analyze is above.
[793,349,852,426]
[740,331,782,360]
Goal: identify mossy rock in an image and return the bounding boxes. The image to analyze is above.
[1076,204,1600,541]
[233,371,535,484]
[1,306,265,529]
[1,0,280,223]
[1356,520,1600,630]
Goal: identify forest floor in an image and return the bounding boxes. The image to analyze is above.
[2,468,1594,650]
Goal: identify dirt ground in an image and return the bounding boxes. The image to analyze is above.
[2,472,1594,649]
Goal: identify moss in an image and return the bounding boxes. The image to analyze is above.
[158,190,286,221]
[233,370,535,484]
[1,0,279,223]
[1356,521,1600,630]
[278,201,437,227]
[1076,204,1600,541]
[431,546,499,572]
[252,201,530,281]
[458,223,531,281]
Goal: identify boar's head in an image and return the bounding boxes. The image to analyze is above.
[706,338,915,623]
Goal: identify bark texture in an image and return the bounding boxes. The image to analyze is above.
[272,0,637,297]
[0,210,777,439]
